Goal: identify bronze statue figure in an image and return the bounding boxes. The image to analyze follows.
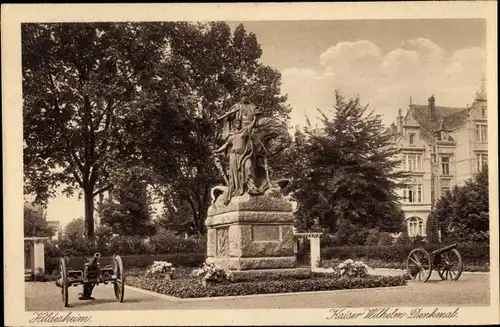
[212,98,292,206]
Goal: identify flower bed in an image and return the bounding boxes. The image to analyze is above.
[126,275,407,298]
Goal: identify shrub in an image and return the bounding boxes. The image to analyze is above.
[191,262,232,284]
[326,259,371,278]
[378,232,395,245]
[320,233,338,247]
[145,261,176,279]
[334,222,369,246]
[148,231,204,254]
[126,275,407,298]
[45,230,206,258]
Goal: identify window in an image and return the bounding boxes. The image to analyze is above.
[408,217,424,237]
[476,153,488,172]
[481,106,487,117]
[441,157,450,175]
[403,153,423,172]
[409,133,415,145]
[403,177,423,203]
[475,124,487,142]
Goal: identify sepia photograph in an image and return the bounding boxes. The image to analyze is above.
[3,2,498,326]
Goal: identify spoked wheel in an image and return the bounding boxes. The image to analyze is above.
[406,248,432,282]
[59,257,69,307]
[113,255,125,302]
[436,249,463,281]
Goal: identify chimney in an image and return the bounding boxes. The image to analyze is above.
[397,108,404,133]
[428,94,436,123]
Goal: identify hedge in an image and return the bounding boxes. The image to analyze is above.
[126,275,407,298]
[45,253,205,274]
[44,234,205,258]
[321,243,489,266]
[320,258,490,272]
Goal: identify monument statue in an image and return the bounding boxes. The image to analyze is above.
[211,98,292,206]
[205,97,309,281]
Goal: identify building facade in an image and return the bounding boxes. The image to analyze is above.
[388,81,488,237]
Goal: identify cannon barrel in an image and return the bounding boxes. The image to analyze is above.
[431,243,459,256]
[88,252,101,266]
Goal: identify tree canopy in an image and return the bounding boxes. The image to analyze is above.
[284,92,407,234]
[23,22,291,238]
[64,217,85,240]
[431,166,489,243]
[134,22,291,235]
[24,204,54,237]
[98,173,156,236]
[22,22,175,238]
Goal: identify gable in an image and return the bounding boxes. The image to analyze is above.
[404,109,420,126]
[468,101,487,120]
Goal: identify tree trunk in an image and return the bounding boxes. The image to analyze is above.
[84,187,95,239]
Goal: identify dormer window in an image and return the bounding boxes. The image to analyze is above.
[481,106,487,117]
[409,133,415,145]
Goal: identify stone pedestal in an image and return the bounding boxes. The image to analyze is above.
[310,234,321,270]
[206,193,310,281]
[33,242,45,275]
[25,237,48,281]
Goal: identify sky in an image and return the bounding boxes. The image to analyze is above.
[40,19,487,227]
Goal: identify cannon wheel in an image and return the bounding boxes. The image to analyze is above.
[113,255,125,302]
[406,248,432,282]
[436,248,463,281]
[59,257,69,307]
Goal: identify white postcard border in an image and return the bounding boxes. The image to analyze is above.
[2,2,498,326]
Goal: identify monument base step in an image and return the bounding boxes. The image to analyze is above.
[229,267,311,282]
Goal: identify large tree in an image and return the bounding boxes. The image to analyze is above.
[22,23,172,238]
[23,22,290,238]
[137,22,291,235]
[286,92,407,233]
[431,166,489,243]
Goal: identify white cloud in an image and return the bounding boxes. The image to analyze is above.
[380,49,420,77]
[445,47,486,79]
[281,38,486,128]
[400,38,445,63]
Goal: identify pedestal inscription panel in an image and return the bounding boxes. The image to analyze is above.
[252,225,280,242]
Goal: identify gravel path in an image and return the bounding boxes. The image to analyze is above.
[25,272,489,311]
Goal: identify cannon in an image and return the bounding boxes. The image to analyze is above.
[406,243,463,283]
[56,253,125,307]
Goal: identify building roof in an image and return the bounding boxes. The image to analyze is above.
[410,104,468,132]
